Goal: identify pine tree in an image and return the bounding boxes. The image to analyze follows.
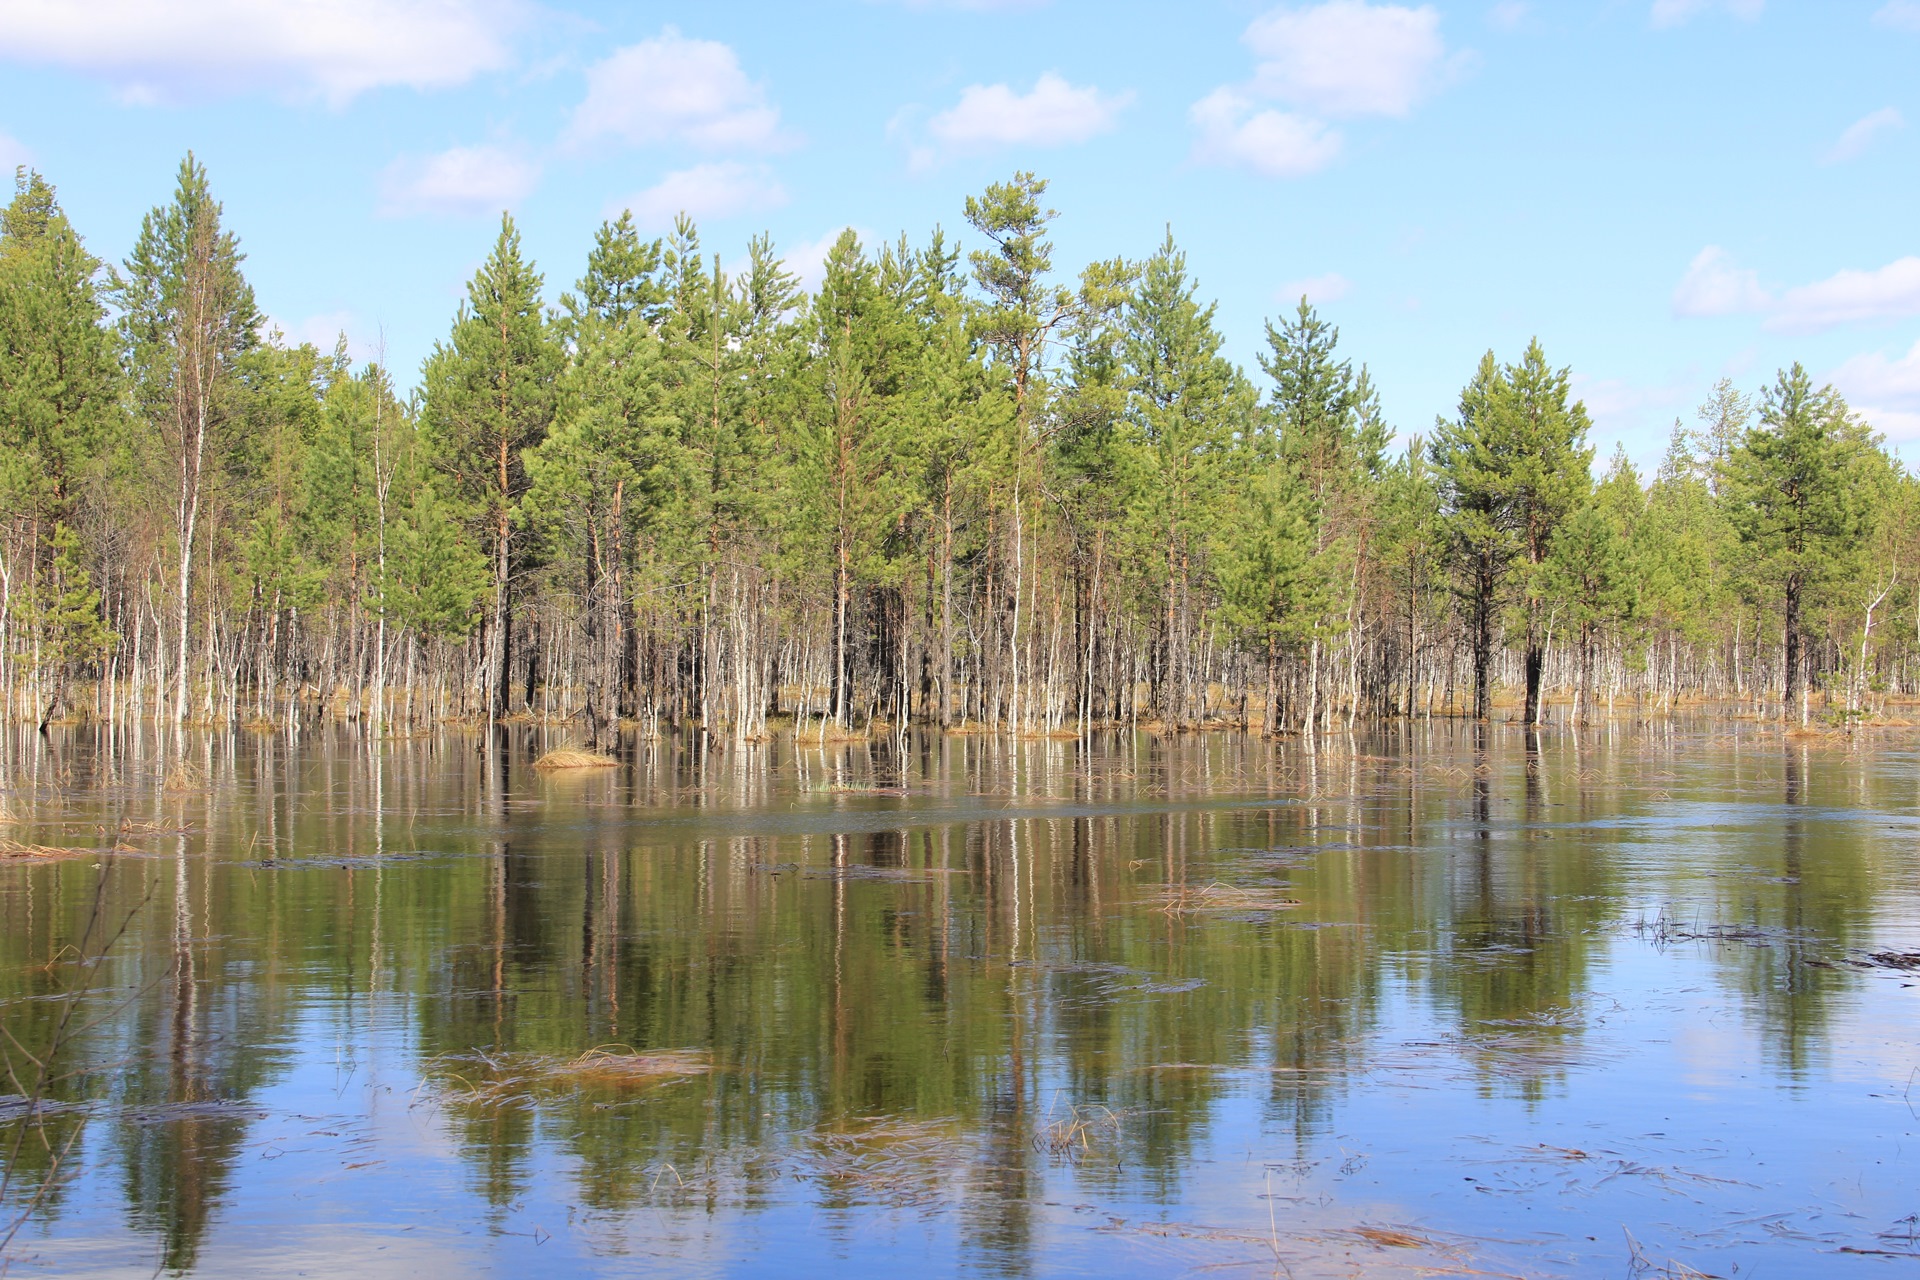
[1496,340,1593,725]
[1549,448,1638,721]
[421,214,560,723]
[528,221,682,741]
[794,231,915,727]
[1216,460,1314,733]
[0,168,118,526]
[28,522,113,730]
[1430,353,1510,720]
[1376,441,1445,717]
[1120,230,1254,725]
[1259,298,1377,727]
[1729,364,1870,724]
[0,168,119,719]
[965,172,1071,728]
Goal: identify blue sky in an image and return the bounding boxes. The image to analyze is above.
[3,0,1919,472]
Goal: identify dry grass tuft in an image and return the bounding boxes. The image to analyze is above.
[161,760,204,793]
[0,838,132,863]
[1035,1103,1122,1158]
[1154,881,1301,915]
[432,1046,709,1107]
[800,1116,972,1206]
[532,747,619,771]
[544,1046,708,1086]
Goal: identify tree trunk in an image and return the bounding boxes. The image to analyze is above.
[1784,574,1803,725]
[1472,554,1495,721]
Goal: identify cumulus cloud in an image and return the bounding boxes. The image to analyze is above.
[615,162,787,230]
[1821,107,1903,164]
[1276,272,1352,304]
[1769,257,1920,333]
[1671,246,1770,318]
[0,0,518,106]
[1875,1,1920,31]
[1650,0,1763,27]
[1672,246,1920,334]
[1830,340,1920,403]
[1244,1,1447,117]
[927,73,1130,148]
[568,29,783,151]
[379,145,538,218]
[1830,339,1920,439]
[1190,3,1448,178]
[0,131,30,172]
[1190,88,1343,177]
[1486,1,1529,28]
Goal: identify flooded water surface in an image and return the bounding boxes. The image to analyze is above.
[3,723,1919,1278]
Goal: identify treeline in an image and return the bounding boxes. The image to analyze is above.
[1,156,1914,739]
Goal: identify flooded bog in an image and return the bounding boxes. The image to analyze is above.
[2,721,1918,1278]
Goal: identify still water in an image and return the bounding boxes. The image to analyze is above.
[2,722,1918,1278]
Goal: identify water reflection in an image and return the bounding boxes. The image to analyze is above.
[0,720,1916,1277]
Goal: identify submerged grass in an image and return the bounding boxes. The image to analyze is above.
[531,747,619,771]
[0,838,134,863]
[1035,1102,1123,1159]
[431,1046,710,1107]
[1154,881,1301,915]
[800,1116,973,1206]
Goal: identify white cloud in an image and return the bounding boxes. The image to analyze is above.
[0,0,517,106]
[877,0,1048,8]
[615,163,787,230]
[1190,3,1447,178]
[1821,106,1903,165]
[379,145,538,218]
[1572,372,1690,423]
[1277,271,1351,303]
[1243,1,1447,118]
[1672,247,1920,333]
[568,29,782,151]
[1831,339,1920,439]
[1769,257,1920,333]
[264,309,380,361]
[927,73,1130,148]
[1650,0,1763,28]
[1190,88,1343,177]
[1571,370,1696,469]
[1486,1,1528,28]
[1830,340,1920,403]
[1671,245,1769,318]
[1871,1,1920,31]
[0,130,30,172]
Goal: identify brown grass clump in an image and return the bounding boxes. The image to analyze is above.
[0,838,133,863]
[800,1116,973,1206]
[532,747,619,771]
[544,1046,709,1086]
[1351,1226,1432,1249]
[1154,881,1301,915]
[433,1046,709,1107]
[162,760,204,793]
